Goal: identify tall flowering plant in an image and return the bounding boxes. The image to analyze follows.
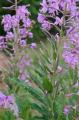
[38,0,76,30]
[0,0,35,80]
[0,0,34,119]
[23,0,79,119]
[38,0,79,69]
[38,0,79,119]
[0,0,79,120]
[0,1,33,50]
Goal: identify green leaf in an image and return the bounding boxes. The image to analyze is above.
[43,78,53,93]
[31,103,49,118]
[53,52,57,60]
[31,116,45,120]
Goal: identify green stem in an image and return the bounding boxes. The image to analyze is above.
[15,0,18,11]
[66,115,69,120]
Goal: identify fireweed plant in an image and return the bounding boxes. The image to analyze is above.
[0,0,34,79]
[37,0,79,119]
[0,0,79,120]
[0,0,35,120]
[37,0,79,68]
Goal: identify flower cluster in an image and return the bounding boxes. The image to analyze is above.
[38,0,77,30]
[0,92,19,118]
[0,5,33,49]
[38,0,79,69]
[63,8,79,68]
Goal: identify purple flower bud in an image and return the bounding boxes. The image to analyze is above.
[38,13,46,23]
[0,36,7,49]
[0,92,19,117]
[64,105,70,115]
[40,0,48,13]
[28,32,33,38]
[30,43,37,49]
[54,17,63,26]
[11,15,19,28]
[6,32,14,40]
[42,20,51,30]
[2,14,12,32]
[66,93,73,97]
[20,28,28,38]
[16,6,30,20]
[23,18,32,28]
[20,39,26,47]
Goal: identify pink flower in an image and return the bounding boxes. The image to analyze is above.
[66,93,73,97]
[11,15,19,28]
[6,32,14,40]
[16,5,30,19]
[55,17,63,26]
[28,32,33,38]
[30,43,37,49]
[42,20,51,30]
[2,14,12,31]
[0,5,33,49]
[23,18,32,28]
[0,36,7,50]
[20,39,26,47]
[38,14,46,23]
[38,0,77,31]
[64,105,70,115]
[40,0,48,13]
[0,92,19,117]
